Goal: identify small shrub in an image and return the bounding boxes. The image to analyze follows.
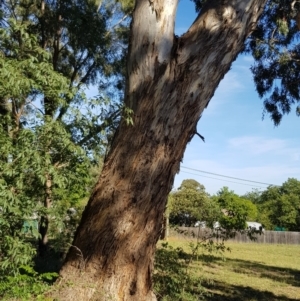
[0,265,58,301]
[154,242,207,301]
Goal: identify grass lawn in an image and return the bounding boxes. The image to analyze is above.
[163,237,300,301]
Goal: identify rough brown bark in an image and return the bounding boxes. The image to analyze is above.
[54,0,267,300]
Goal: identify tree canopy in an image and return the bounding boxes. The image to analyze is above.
[214,187,258,231]
[169,179,220,227]
[258,178,300,230]
[191,0,300,125]
[0,0,129,274]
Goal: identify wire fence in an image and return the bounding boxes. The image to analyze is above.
[170,227,300,245]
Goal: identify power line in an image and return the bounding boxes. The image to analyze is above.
[181,166,276,186]
[180,171,266,188]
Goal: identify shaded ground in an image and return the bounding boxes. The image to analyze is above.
[198,254,300,300]
[155,240,300,301]
[199,254,300,288]
[204,281,299,301]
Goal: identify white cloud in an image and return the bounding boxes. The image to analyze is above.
[204,71,246,115]
[204,55,254,115]
[225,164,300,184]
[216,71,245,94]
[240,55,254,64]
[175,135,300,195]
[228,136,286,155]
[228,136,300,162]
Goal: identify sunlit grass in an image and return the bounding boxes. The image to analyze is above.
[160,237,300,300]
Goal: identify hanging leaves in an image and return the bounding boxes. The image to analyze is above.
[244,0,300,125]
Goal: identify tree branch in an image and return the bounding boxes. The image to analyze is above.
[194,132,205,142]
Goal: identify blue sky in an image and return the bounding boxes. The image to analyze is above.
[173,0,300,195]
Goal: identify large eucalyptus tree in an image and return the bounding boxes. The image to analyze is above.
[55,0,300,300]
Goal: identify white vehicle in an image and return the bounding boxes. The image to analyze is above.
[213,221,220,229]
[246,221,264,232]
[194,221,206,228]
[194,221,220,229]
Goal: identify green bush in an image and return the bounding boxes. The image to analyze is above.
[154,242,207,301]
[0,265,57,301]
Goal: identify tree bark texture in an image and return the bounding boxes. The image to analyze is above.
[55,0,267,300]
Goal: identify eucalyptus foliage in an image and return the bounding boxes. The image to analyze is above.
[192,0,300,125]
[0,0,129,275]
[0,117,92,274]
[246,0,300,125]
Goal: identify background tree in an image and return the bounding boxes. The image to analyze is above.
[258,178,300,230]
[0,0,130,257]
[0,0,129,271]
[214,187,258,233]
[0,21,79,273]
[169,179,220,227]
[242,189,262,204]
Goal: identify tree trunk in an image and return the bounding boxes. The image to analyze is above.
[39,173,52,256]
[159,214,169,240]
[54,0,267,300]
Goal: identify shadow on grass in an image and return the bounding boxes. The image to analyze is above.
[203,280,299,301]
[154,243,299,301]
[198,254,300,288]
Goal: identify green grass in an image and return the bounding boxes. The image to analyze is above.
[162,237,300,301]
